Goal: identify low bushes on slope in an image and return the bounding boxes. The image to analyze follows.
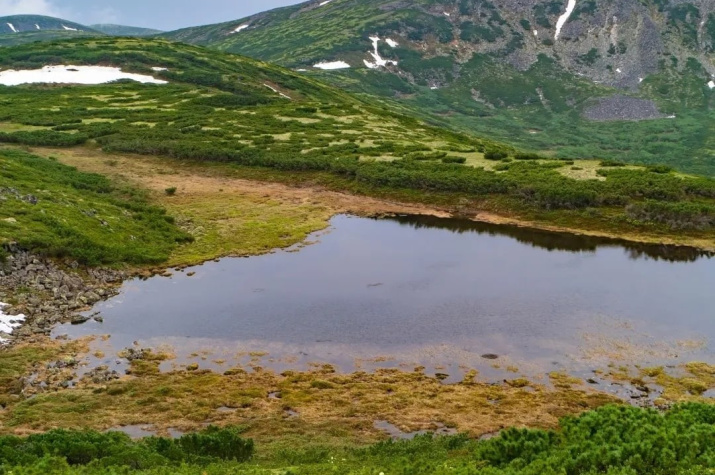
[0,149,191,265]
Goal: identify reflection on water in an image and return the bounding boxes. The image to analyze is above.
[388,214,713,262]
[56,214,715,376]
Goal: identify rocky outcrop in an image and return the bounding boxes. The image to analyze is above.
[0,243,125,343]
[583,95,667,121]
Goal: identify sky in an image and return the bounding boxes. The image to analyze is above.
[0,0,305,30]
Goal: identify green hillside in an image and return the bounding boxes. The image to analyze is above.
[0,37,714,249]
[91,24,164,36]
[0,15,103,46]
[161,0,715,175]
[0,15,95,34]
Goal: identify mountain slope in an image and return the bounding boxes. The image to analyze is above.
[0,38,714,250]
[91,24,163,36]
[162,0,715,174]
[0,15,95,34]
[0,15,103,47]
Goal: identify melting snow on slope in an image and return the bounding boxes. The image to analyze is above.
[364,36,398,69]
[62,24,79,31]
[385,38,398,48]
[554,0,576,41]
[0,65,168,86]
[232,24,249,33]
[313,61,350,70]
[0,303,26,344]
[6,23,17,33]
[264,83,291,99]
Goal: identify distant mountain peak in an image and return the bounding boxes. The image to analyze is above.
[0,15,94,35]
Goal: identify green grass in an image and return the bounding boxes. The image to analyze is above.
[1,404,714,474]
[0,148,191,265]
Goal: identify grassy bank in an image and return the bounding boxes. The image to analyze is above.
[1,404,715,474]
[0,149,191,266]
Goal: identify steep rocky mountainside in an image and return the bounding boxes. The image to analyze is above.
[163,0,715,90]
[163,0,715,174]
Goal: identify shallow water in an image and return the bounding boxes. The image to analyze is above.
[56,215,715,377]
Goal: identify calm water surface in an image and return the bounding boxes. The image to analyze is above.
[58,215,715,376]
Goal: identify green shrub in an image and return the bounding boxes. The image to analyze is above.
[600,159,627,167]
[165,187,177,196]
[442,156,467,164]
[484,150,508,160]
[514,152,544,160]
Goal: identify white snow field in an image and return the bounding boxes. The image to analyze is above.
[0,65,168,86]
[555,0,577,40]
[313,61,350,70]
[0,303,25,344]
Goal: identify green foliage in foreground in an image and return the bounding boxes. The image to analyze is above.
[0,426,253,472]
[0,149,191,265]
[1,404,714,474]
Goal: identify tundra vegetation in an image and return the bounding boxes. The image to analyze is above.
[0,39,713,256]
[161,0,715,175]
[0,37,714,475]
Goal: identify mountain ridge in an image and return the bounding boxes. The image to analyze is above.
[0,14,96,35]
[90,24,164,36]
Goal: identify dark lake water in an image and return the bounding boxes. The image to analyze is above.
[57,215,715,378]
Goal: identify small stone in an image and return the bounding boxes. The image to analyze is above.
[71,315,90,325]
[186,363,199,371]
[481,354,499,360]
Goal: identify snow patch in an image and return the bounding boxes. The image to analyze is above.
[0,65,168,86]
[616,68,622,73]
[62,25,79,31]
[385,38,399,48]
[639,77,644,83]
[364,36,398,69]
[231,24,249,33]
[35,23,40,30]
[708,80,715,89]
[444,12,450,17]
[533,30,538,36]
[319,0,333,5]
[151,67,168,71]
[554,0,576,41]
[264,83,291,100]
[0,303,26,344]
[6,23,17,33]
[313,61,350,70]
